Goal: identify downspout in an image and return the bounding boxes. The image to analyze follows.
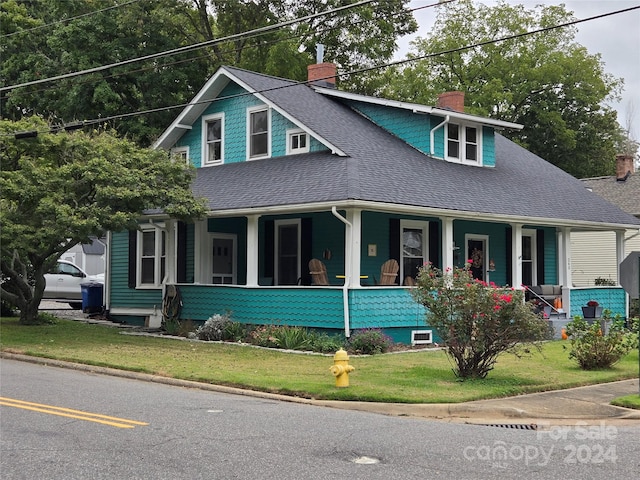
[332,206,351,337]
[430,115,450,157]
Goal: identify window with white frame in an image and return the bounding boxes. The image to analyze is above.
[286,129,309,155]
[202,113,224,166]
[248,106,270,159]
[170,146,189,165]
[400,220,429,282]
[446,123,480,165]
[138,226,166,287]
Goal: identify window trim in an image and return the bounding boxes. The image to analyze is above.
[137,224,166,288]
[201,112,225,166]
[247,105,271,160]
[170,146,190,165]
[286,128,310,155]
[445,122,482,166]
[522,228,537,286]
[400,220,429,282]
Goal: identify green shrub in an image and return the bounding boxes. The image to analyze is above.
[348,328,393,355]
[309,331,346,353]
[565,312,637,370]
[248,324,281,348]
[413,262,549,379]
[1,299,16,317]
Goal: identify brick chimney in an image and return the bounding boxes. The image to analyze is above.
[616,154,635,181]
[436,91,465,112]
[307,62,336,88]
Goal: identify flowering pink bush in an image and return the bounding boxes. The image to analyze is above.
[412,262,550,379]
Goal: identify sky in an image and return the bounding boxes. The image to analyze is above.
[395,1,640,141]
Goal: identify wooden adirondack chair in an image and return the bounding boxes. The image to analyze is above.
[308,258,329,286]
[378,259,399,285]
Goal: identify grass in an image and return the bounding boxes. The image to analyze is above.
[611,394,640,410]
[1,316,638,403]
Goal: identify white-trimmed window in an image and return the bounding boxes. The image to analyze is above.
[138,226,166,287]
[248,106,270,160]
[202,113,224,166]
[400,220,429,282]
[170,146,189,165]
[446,123,481,165]
[275,219,301,285]
[286,129,309,155]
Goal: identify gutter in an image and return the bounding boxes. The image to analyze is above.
[331,206,351,337]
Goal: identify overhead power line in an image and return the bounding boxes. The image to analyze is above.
[0,0,377,93]
[1,0,143,38]
[0,0,454,102]
[4,3,637,139]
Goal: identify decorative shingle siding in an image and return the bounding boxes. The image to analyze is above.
[345,101,432,155]
[569,287,627,317]
[109,231,163,308]
[482,127,495,167]
[178,285,345,327]
[349,288,425,329]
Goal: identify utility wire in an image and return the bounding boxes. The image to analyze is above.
[0,0,144,38]
[0,0,377,93]
[0,0,454,102]
[5,4,636,138]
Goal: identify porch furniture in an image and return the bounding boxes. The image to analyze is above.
[309,259,329,286]
[528,285,562,304]
[379,259,399,285]
[403,276,416,286]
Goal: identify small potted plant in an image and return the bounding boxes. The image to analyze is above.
[582,300,602,319]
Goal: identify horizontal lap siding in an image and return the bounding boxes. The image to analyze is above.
[178,285,345,328]
[109,231,162,308]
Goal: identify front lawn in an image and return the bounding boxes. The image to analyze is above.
[1,317,637,403]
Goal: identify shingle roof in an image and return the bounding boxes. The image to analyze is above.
[581,174,640,217]
[189,66,640,228]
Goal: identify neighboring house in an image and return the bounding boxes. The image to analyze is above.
[104,63,640,342]
[59,236,107,276]
[572,155,640,288]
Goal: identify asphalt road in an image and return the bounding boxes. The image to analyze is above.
[1,359,639,479]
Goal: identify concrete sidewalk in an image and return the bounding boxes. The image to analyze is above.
[2,352,639,426]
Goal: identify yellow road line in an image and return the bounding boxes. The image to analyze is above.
[0,397,148,429]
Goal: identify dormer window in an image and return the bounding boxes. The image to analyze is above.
[248,106,270,160]
[446,123,480,165]
[202,113,224,166]
[286,129,310,155]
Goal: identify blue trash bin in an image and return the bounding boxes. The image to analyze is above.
[81,282,104,313]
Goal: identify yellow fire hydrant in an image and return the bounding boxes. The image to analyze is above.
[329,348,355,387]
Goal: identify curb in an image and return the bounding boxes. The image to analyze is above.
[3,352,639,424]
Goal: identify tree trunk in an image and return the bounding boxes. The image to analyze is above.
[19,299,41,325]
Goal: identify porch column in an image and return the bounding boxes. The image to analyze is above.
[246,214,260,286]
[193,219,207,283]
[557,227,572,288]
[165,219,176,284]
[346,208,362,287]
[511,223,523,288]
[616,230,625,284]
[441,217,454,271]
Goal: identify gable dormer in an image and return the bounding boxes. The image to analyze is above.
[313,87,522,168]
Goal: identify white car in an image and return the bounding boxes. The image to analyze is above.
[43,260,104,309]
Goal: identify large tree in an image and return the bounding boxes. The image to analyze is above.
[1,0,416,146]
[0,117,206,324]
[375,0,625,178]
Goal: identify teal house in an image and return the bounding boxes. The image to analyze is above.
[104,63,640,343]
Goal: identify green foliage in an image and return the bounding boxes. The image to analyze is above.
[1,0,416,145]
[377,0,623,178]
[413,262,549,379]
[0,117,205,324]
[565,313,638,370]
[594,277,616,286]
[347,328,393,355]
[195,313,235,341]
